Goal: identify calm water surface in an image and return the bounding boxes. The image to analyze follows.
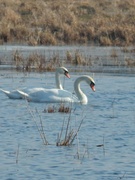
[0,70,135,180]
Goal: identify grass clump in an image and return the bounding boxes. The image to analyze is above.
[43,103,72,114]
[27,103,83,147]
[12,49,93,71]
[125,58,135,67]
[12,50,58,71]
[66,50,92,66]
[56,113,84,146]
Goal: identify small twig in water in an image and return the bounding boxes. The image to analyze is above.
[96,135,105,156]
[119,172,126,179]
[16,144,20,164]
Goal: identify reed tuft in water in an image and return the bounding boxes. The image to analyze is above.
[43,103,72,114]
[56,110,84,146]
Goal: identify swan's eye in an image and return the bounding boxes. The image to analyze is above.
[64,71,70,78]
[90,82,95,91]
[64,70,68,74]
[91,82,95,86]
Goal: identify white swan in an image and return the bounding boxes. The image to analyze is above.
[0,66,70,99]
[17,75,95,104]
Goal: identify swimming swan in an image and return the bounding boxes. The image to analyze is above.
[0,66,70,99]
[17,75,95,104]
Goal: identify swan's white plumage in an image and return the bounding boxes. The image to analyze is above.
[17,88,79,103]
[0,88,27,99]
[17,75,95,104]
[0,67,70,99]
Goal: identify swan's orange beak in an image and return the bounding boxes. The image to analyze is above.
[90,83,95,92]
[65,72,70,78]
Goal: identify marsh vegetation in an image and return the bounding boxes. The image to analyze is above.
[0,0,135,46]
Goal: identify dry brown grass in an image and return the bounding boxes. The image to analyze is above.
[12,50,59,71]
[125,58,135,66]
[12,48,93,71]
[66,50,92,66]
[56,113,84,146]
[110,49,118,58]
[43,104,72,114]
[0,0,135,46]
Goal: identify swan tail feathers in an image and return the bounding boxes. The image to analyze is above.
[0,88,10,95]
[17,90,29,99]
[0,88,12,98]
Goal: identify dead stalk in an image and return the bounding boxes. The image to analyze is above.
[96,135,105,156]
[56,118,65,146]
[16,144,20,164]
[36,108,49,145]
[76,131,80,159]
[28,106,49,145]
[64,112,72,143]
[70,116,85,145]
[57,105,85,146]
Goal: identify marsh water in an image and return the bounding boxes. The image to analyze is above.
[0,45,135,180]
[0,45,135,73]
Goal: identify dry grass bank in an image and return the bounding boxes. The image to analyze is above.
[0,0,135,46]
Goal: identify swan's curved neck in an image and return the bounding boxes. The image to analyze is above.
[55,71,63,90]
[74,77,88,104]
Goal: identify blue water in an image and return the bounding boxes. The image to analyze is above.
[0,70,135,180]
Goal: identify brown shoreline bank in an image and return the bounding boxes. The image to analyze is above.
[0,0,135,46]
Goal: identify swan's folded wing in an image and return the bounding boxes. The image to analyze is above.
[51,89,79,103]
[17,88,79,103]
[17,90,29,99]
